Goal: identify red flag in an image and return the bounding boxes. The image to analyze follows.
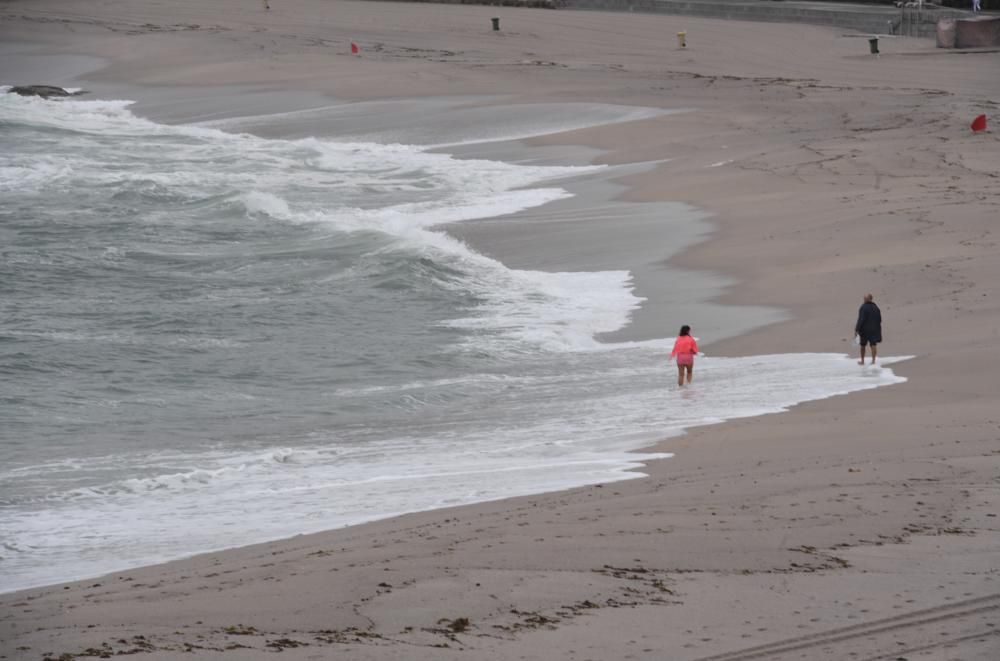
[971,114,987,132]
[351,42,360,55]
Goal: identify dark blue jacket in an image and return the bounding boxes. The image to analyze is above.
[855,301,882,343]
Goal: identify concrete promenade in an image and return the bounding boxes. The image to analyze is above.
[359,0,972,37]
[563,0,969,37]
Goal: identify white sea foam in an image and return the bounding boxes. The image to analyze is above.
[0,163,71,192]
[3,92,621,354]
[445,266,644,353]
[1,353,910,593]
[242,190,292,218]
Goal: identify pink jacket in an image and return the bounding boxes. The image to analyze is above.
[670,335,699,361]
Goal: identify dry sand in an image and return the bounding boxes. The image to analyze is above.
[2,1,999,659]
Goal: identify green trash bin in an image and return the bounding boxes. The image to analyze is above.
[868,37,879,55]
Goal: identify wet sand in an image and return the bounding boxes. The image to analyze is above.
[2,1,999,659]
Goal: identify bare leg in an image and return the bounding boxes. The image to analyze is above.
[685,365,693,384]
[677,365,685,387]
[858,344,866,365]
[870,344,878,364]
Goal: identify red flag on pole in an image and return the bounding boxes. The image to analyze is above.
[351,42,360,55]
[971,114,987,132]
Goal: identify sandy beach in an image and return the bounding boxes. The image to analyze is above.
[2,1,1000,659]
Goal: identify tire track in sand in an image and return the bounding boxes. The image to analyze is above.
[691,592,1000,661]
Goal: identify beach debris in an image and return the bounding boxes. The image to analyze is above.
[971,114,987,132]
[351,41,360,55]
[440,616,470,632]
[514,610,560,627]
[40,635,158,660]
[313,627,384,644]
[517,59,561,67]
[496,609,561,632]
[266,638,308,650]
[938,526,974,535]
[7,85,88,98]
[222,624,259,635]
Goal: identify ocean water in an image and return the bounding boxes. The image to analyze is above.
[0,90,908,593]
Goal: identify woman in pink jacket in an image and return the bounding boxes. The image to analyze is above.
[669,325,699,387]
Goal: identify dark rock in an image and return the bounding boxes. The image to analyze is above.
[7,85,88,98]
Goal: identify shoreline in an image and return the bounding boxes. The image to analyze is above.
[2,81,897,596]
[2,2,999,659]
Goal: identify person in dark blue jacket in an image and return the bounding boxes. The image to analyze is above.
[855,293,882,365]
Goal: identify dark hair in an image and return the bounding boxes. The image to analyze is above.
[679,325,690,336]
